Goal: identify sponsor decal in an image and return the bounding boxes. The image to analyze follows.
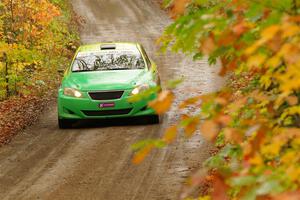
[99,103,115,108]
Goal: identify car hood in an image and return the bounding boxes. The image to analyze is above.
[64,69,147,91]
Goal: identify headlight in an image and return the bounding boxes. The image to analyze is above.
[63,88,82,98]
[131,84,149,95]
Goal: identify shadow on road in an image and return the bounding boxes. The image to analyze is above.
[67,116,160,129]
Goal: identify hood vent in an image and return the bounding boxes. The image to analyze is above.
[100,44,116,50]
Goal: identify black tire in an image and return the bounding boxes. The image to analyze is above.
[148,115,160,124]
[58,118,72,129]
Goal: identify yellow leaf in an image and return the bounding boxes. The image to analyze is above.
[260,74,273,89]
[287,166,300,181]
[281,151,296,164]
[278,43,293,56]
[261,141,283,158]
[149,90,174,114]
[249,153,263,165]
[280,106,300,121]
[245,25,280,55]
[198,196,211,200]
[276,64,300,93]
[266,55,281,67]
[247,54,267,68]
[261,25,281,41]
[291,138,300,148]
[245,41,261,55]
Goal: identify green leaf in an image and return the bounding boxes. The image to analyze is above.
[230,176,257,187]
[256,180,282,195]
[241,187,257,200]
[167,78,184,89]
[131,139,166,152]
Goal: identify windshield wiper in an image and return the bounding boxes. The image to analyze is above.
[72,69,92,72]
[109,68,131,70]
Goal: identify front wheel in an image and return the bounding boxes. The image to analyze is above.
[148,115,160,124]
[58,118,73,129]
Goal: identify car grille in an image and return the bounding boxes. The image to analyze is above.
[82,108,132,116]
[88,91,124,100]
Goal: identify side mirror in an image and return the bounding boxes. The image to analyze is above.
[149,60,157,73]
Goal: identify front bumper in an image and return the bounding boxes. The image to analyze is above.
[58,89,157,119]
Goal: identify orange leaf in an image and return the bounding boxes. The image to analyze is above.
[179,96,202,109]
[280,44,300,64]
[286,95,298,106]
[200,34,216,55]
[267,33,282,52]
[218,30,237,46]
[282,23,300,38]
[244,126,266,158]
[162,125,178,143]
[132,143,154,165]
[215,97,228,106]
[149,90,174,114]
[223,128,243,143]
[184,116,200,137]
[217,115,232,126]
[171,0,191,19]
[226,97,247,113]
[270,191,300,200]
[219,57,239,76]
[232,21,251,36]
[211,174,229,200]
[200,120,220,141]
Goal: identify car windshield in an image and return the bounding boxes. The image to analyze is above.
[72,50,145,72]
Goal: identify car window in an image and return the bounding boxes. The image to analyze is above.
[72,50,146,72]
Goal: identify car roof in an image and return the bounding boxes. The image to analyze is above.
[78,42,140,52]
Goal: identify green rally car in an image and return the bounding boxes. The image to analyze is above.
[58,42,161,129]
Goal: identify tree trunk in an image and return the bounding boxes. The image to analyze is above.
[4,54,9,99]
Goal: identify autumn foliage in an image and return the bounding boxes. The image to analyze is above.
[0,0,79,100]
[133,0,300,199]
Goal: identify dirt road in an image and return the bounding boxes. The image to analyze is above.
[0,1,223,199]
